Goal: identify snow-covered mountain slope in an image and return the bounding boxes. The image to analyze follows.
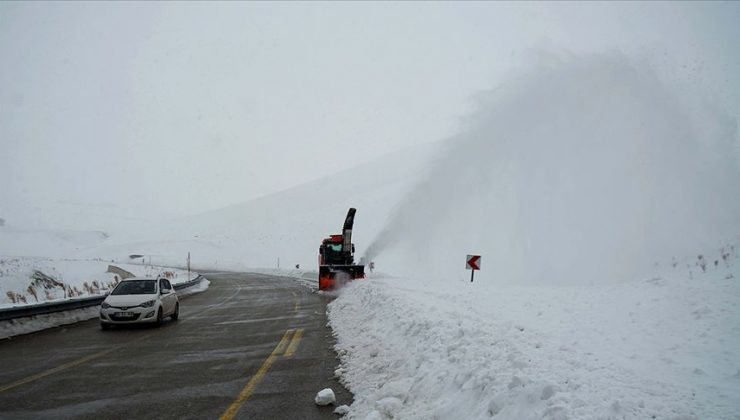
[74,142,440,271]
[0,225,109,258]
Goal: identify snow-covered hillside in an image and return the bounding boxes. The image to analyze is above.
[0,225,109,258]
[0,257,197,308]
[71,142,440,272]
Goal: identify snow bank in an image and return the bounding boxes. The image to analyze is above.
[178,277,211,296]
[0,306,100,340]
[329,247,740,419]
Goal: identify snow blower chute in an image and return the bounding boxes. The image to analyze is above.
[318,208,365,291]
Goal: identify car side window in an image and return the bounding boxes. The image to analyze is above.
[159,279,168,293]
[164,279,172,290]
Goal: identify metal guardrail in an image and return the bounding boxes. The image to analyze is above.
[0,275,205,322]
[172,275,205,291]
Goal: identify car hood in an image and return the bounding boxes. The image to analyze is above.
[104,294,156,307]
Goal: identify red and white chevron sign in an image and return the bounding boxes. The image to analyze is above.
[466,255,481,270]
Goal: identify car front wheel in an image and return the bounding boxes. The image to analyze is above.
[156,308,163,326]
[171,303,179,321]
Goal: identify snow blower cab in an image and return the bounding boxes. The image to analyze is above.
[318,208,365,291]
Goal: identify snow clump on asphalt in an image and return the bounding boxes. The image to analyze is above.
[315,388,336,406]
[334,405,350,415]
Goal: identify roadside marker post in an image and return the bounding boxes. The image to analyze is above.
[466,254,481,282]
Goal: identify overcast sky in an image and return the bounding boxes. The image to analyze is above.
[1,1,738,231]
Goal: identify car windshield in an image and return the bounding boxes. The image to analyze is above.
[110,280,156,295]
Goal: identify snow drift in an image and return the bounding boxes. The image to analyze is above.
[330,246,740,419]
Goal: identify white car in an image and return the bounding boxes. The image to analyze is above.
[100,277,179,329]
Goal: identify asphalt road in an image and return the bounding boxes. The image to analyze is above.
[0,272,352,419]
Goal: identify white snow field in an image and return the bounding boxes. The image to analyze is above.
[329,247,740,419]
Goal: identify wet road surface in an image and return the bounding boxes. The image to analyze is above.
[0,272,351,419]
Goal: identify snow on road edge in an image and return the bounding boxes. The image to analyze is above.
[0,306,100,340]
[328,271,740,420]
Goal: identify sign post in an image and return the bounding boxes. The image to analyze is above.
[466,254,481,282]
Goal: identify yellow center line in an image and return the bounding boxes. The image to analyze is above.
[0,347,116,393]
[283,328,304,357]
[220,329,295,420]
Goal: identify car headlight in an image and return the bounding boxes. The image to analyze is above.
[141,300,155,308]
[101,302,111,309]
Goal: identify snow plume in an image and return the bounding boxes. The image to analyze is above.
[365,51,740,284]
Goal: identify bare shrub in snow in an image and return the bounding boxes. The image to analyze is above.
[6,291,26,304]
[26,285,38,302]
[698,255,706,273]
